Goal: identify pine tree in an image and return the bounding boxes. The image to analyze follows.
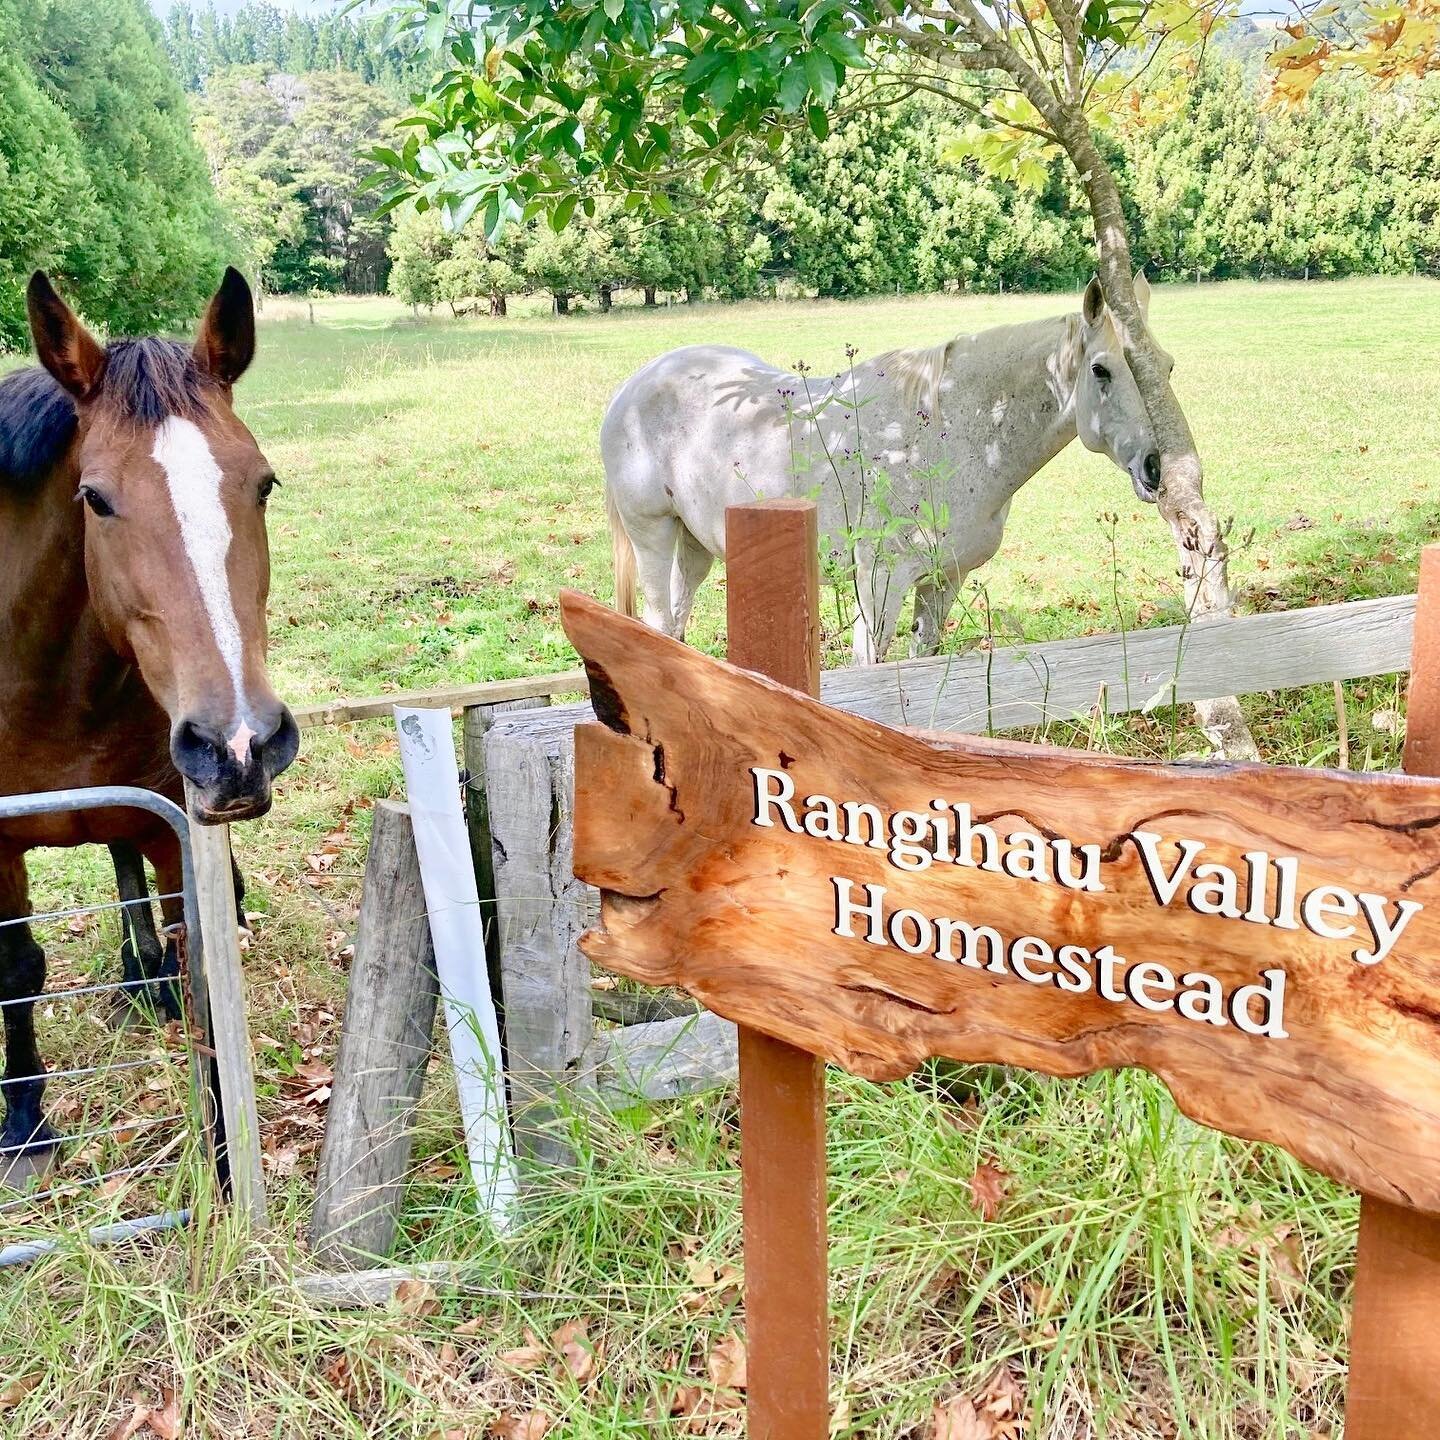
[0,0,230,347]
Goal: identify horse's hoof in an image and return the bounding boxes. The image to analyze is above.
[0,1130,60,1192]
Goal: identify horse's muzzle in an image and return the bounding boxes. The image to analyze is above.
[171,706,300,824]
[1130,450,1162,504]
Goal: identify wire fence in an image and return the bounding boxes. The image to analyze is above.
[0,787,216,1265]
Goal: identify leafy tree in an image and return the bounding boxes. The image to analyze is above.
[387,203,447,311]
[1371,76,1440,273]
[0,6,102,348]
[1268,0,1440,102]
[764,99,933,296]
[520,222,614,312]
[190,68,306,289]
[189,64,397,294]
[436,222,528,315]
[165,2,425,97]
[0,0,230,346]
[285,71,396,292]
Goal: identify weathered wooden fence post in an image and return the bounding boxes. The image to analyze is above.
[463,696,548,980]
[726,499,830,1440]
[311,799,439,1266]
[483,716,593,1167]
[184,792,268,1228]
[1344,542,1440,1438]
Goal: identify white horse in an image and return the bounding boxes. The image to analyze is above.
[603,274,1173,664]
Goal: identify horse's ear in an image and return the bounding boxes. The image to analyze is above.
[27,272,107,402]
[193,267,256,387]
[1134,271,1151,318]
[1081,275,1105,328]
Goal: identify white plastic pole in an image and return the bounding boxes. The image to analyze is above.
[394,706,516,1227]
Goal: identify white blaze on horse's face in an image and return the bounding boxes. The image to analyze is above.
[1072,275,1167,504]
[152,416,259,765]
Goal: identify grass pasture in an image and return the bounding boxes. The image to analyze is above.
[1,277,1438,1438]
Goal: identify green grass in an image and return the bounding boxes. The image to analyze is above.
[2,277,1436,1438]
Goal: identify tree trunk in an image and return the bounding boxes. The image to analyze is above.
[643,285,657,307]
[490,290,507,318]
[599,284,613,312]
[1054,120,1257,760]
[554,292,570,315]
[684,286,696,304]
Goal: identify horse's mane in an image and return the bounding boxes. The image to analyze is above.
[873,338,955,421]
[0,338,217,489]
[875,312,1087,421]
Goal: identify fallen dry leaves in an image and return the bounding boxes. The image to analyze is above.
[932,1396,995,1440]
[488,1411,551,1439]
[967,1160,1012,1222]
[706,1332,747,1391]
[395,1277,442,1319]
[105,1390,181,1440]
[0,1373,40,1409]
[497,1329,547,1373]
[930,1365,1027,1440]
[1212,1207,1310,1304]
[553,1319,599,1385]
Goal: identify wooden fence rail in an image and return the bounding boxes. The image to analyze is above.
[292,669,588,730]
[476,591,1419,1161]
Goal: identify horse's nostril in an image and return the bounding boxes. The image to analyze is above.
[253,706,301,779]
[1143,452,1162,490]
[170,717,228,788]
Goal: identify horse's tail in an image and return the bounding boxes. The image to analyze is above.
[606,484,638,619]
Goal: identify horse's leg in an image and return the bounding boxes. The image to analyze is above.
[0,852,59,1182]
[143,833,205,1026]
[910,571,962,658]
[109,840,178,1025]
[670,528,715,642]
[852,551,912,665]
[627,514,681,636]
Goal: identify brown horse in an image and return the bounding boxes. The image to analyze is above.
[0,268,298,1183]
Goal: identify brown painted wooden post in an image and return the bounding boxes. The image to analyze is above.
[1345,542,1440,1439]
[725,499,829,1440]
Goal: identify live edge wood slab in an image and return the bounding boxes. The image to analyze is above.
[560,587,1440,1216]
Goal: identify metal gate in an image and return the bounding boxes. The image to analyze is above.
[0,785,222,1267]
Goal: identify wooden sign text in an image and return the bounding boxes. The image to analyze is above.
[562,589,1440,1214]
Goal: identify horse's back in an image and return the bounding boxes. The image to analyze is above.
[602,345,794,555]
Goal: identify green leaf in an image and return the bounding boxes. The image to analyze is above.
[709,63,740,109]
[778,61,809,112]
[804,51,838,107]
[814,30,866,68]
[681,48,728,85]
[806,103,829,140]
[552,192,579,230]
[423,6,447,53]
[442,187,486,233]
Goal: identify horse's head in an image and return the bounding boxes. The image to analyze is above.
[1072,273,1171,504]
[27,268,299,823]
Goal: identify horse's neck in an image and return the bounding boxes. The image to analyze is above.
[0,462,130,717]
[952,314,1082,494]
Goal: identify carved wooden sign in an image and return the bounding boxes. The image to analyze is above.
[561,588,1440,1215]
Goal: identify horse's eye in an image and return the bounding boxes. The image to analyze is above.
[258,476,279,505]
[78,485,115,518]
[1091,362,1112,383]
